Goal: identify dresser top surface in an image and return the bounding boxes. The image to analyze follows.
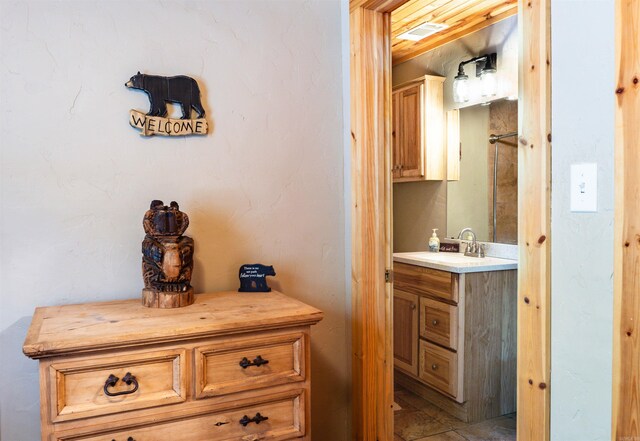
[23,291,323,359]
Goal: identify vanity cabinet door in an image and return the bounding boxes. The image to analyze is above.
[398,84,424,179]
[393,290,419,376]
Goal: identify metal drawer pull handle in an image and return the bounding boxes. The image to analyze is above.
[432,319,439,326]
[104,372,139,397]
[239,412,269,426]
[111,438,135,441]
[239,355,269,369]
[431,364,438,370]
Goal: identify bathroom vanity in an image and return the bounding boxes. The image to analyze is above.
[393,251,517,423]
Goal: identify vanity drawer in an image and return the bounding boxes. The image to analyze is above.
[194,333,305,399]
[419,297,458,350]
[394,262,458,303]
[48,349,187,423]
[419,340,458,399]
[56,390,305,441]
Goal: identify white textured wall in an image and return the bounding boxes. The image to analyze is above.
[550,1,614,440]
[0,1,349,439]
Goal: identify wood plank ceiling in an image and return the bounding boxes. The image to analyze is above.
[391,0,518,65]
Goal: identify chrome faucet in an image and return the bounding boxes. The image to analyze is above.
[457,228,484,258]
[457,227,476,242]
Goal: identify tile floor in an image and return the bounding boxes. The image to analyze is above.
[394,384,516,441]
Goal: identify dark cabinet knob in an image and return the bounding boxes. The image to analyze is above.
[239,355,269,369]
[239,412,269,426]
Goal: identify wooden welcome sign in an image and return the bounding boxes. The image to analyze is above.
[125,72,208,137]
[129,111,207,137]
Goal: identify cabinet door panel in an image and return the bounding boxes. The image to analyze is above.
[399,84,424,178]
[393,290,418,375]
[419,340,459,401]
[419,297,458,350]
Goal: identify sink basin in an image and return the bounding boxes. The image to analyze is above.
[393,251,517,274]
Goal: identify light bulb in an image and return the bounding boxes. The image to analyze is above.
[453,74,469,103]
[480,69,497,97]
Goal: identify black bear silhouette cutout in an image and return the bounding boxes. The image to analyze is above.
[125,72,205,119]
[238,264,276,293]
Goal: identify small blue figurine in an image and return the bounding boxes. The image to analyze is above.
[238,264,276,292]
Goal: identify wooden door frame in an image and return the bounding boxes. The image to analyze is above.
[612,0,640,439]
[349,1,551,439]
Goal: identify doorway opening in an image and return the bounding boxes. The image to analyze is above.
[349,0,551,440]
[390,5,518,439]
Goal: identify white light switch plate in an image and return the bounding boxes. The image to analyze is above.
[570,163,597,212]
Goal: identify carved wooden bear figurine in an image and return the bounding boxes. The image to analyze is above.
[141,200,195,308]
[125,72,205,119]
[238,264,276,293]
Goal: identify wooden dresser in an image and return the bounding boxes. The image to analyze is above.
[23,291,323,441]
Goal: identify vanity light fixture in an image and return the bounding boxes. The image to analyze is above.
[453,53,498,103]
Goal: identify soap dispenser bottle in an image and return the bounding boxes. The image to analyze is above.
[428,228,440,252]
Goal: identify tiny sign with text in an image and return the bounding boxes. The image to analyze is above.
[439,242,460,253]
[238,264,276,293]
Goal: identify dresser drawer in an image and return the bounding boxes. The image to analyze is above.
[419,297,458,350]
[58,391,305,441]
[194,333,305,399]
[394,262,458,303]
[48,349,187,422]
[418,340,458,399]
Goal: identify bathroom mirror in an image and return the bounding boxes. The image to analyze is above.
[446,99,518,244]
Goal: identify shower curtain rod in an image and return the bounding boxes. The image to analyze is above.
[489,131,518,144]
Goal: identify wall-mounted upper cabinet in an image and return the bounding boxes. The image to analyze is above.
[392,75,446,183]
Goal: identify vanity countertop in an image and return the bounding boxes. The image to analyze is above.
[394,251,518,274]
